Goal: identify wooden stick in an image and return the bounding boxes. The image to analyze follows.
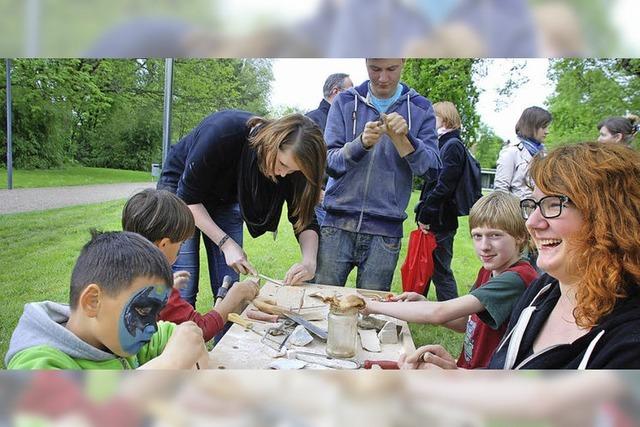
[258,273,285,287]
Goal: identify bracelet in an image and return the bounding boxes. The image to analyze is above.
[218,234,230,248]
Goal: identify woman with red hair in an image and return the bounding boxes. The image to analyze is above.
[402,142,640,369]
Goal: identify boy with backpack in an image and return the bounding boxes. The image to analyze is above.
[414,101,482,301]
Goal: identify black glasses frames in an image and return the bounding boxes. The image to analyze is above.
[520,195,571,220]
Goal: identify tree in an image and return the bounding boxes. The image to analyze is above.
[1,59,274,170]
[474,123,504,169]
[401,59,481,147]
[546,59,640,150]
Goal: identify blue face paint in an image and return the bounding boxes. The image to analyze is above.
[118,285,169,355]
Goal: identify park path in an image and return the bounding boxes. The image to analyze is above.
[0,182,156,215]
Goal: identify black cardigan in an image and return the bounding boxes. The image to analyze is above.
[157,109,319,238]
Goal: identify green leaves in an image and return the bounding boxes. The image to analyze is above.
[1,59,274,170]
[402,59,481,147]
[546,59,640,150]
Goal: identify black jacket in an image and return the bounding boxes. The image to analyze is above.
[305,99,331,132]
[488,274,640,369]
[415,130,465,232]
[157,109,319,239]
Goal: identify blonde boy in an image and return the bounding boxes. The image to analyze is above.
[365,191,538,368]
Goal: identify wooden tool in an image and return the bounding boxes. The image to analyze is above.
[363,360,399,369]
[258,273,285,287]
[228,313,263,337]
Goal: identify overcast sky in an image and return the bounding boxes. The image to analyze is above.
[269,58,553,142]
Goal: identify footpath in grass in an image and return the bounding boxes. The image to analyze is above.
[0,192,481,367]
[0,166,153,189]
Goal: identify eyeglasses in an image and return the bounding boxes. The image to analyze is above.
[520,195,571,219]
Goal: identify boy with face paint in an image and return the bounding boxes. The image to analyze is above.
[5,231,208,369]
[121,189,259,342]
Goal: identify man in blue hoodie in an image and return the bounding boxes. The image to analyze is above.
[315,58,441,291]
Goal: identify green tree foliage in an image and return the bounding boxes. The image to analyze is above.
[474,123,504,169]
[402,59,481,147]
[1,59,273,170]
[546,59,640,150]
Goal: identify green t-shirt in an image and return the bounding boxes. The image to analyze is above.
[470,271,527,330]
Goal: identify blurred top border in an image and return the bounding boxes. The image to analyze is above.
[0,0,637,57]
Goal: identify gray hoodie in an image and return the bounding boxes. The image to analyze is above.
[5,301,116,367]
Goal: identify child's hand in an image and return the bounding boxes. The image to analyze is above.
[226,279,260,306]
[173,271,191,290]
[400,345,458,370]
[142,321,206,369]
[360,298,379,316]
[390,292,426,302]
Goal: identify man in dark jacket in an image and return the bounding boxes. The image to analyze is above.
[306,73,353,132]
[315,58,440,291]
[307,73,353,226]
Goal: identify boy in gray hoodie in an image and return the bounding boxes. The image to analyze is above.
[5,231,207,369]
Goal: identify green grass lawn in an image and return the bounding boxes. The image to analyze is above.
[0,166,153,188]
[0,191,481,368]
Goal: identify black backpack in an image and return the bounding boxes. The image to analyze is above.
[446,138,483,216]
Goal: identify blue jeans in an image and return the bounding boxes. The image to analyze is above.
[425,229,459,301]
[173,203,243,308]
[315,226,401,292]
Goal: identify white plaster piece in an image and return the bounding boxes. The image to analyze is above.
[378,321,399,344]
[358,328,381,352]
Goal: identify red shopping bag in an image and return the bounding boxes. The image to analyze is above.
[400,229,437,294]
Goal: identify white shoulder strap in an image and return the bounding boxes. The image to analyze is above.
[497,283,554,369]
[578,330,605,370]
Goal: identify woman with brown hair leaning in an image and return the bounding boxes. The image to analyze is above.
[158,111,326,307]
[402,142,640,369]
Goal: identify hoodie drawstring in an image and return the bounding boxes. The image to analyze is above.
[407,93,411,132]
[352,95,358,139]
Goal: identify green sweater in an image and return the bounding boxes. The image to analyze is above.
[8,321,175,369]
[5,301,176,369]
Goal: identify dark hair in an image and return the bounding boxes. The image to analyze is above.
[247,114,326,233]
[122,189,195,243]
[597,115,639,144]
[69,230,173,309]
[323,73,350,99]
[515,106,552,140]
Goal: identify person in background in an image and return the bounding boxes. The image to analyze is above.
[414,101,466,301]
[597,114,639,145]
[494,106,552,200]
[307,73,354,226]
[315,58,440,291]
[306,73,354,133]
